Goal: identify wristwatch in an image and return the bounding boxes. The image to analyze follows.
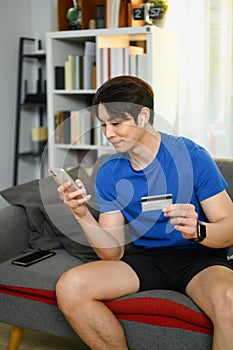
[189,221,206,242]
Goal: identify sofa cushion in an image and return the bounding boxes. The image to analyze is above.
[0,248,213,336]
[0,249,82,291]
[214,158,233,200]
[106,291,213,335]
[0,206,30,262]
[0,178,62,250]
[0,246,227,333]
[0,165,98,262]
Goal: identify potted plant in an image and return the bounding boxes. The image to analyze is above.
[148,0,170,27]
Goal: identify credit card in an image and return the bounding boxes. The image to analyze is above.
[141,194,173,212]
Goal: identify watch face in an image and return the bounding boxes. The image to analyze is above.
[197,221,206,240]
[189,221,206,242]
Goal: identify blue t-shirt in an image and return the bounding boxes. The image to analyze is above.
[95,133,227,249]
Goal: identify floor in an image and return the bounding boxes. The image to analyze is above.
[0,322,88,350]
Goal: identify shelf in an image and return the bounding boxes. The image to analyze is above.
[54,144,113,151]
[46,27,178,170]
[24,93,46,103]
[53,89,95,95]
[21,102,47,108]
[23,53,46,60]
[18,151,42,157]
[48,25,155,39]
[14,37,47,185]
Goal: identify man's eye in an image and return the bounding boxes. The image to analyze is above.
[100,120,124,127]
[101,122,121,127]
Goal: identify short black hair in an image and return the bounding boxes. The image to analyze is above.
[93,75,154,124]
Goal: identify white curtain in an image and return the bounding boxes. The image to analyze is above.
[166,0,233,158]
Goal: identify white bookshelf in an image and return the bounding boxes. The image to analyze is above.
[46,26,178,169]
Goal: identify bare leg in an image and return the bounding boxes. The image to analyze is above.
[186,265,233,350]
[56,260,140,350]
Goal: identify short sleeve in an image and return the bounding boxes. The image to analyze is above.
[193,148,227,201]
[95,163,119,213]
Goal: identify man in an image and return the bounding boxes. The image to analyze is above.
[55,76,233,350]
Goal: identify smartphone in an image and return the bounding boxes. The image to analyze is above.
[11,250,56,267]
[49,167,81,192]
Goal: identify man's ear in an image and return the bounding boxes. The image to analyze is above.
[141,115,146,128]
[138,108,150,128]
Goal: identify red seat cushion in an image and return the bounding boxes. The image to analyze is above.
[0,283,213,335]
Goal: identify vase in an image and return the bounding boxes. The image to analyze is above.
[152,14,167,28]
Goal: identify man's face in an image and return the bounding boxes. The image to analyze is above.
[98,103,143,153]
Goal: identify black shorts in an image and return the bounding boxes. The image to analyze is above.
[122,245,233,294]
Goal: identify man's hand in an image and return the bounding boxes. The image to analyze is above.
[163,204,198,240]
[58,179,91,218]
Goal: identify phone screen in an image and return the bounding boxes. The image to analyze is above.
[49,168,79,192]
[11,250,56,266]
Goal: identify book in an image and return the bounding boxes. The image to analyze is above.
[81,109,92,145]
[92,60,97,89]
[83,41,96,89]
[112,0,121,28]
[100,47,111,85]
[106,0,111,28]
[84,41,95,56]
[54,111,65,143]
[136,54,148,81]
[83,55,95,89]
[70,110,82,145]
[106,0,121,28]
[54,111,71,144]
[110,47,123,78]
[129,54,137,76]
[64,55,75,90]
[70,109,92,145]
[64,111,71,144]
[55,66,64,89]
[110,47,130,78]
[123,47,129,75]
[92,117,102,146]
[75,55,83,90]
[64,61,70,90]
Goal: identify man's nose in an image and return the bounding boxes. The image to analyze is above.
[105,124,115,138]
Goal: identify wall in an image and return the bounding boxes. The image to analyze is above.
[0,0,58,208]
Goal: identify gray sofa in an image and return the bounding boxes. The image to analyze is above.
[0,157,232,350]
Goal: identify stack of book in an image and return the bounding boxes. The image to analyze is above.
[99,45,147,84]
[55,41,96,90]
[54,109,109,146]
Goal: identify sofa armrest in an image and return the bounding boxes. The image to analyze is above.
[0,206,30,262]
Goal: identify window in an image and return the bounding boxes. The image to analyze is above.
[166,0,233,158]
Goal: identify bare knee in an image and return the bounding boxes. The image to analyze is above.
[56,267,89,313]
[221,286,233,322]
[213,285,233,326]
